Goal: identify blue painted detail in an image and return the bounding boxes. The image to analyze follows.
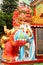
[19,46,24,60]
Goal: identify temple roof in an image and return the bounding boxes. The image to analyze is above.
[30,16,43,27]
[30,0,43,6]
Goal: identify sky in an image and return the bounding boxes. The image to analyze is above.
[0,0,3,4]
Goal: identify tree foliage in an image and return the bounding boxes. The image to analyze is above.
[2,0,18,14]
[0,0,18,36]
[0,11,6,35]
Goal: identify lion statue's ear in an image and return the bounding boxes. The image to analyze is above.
[4,26,11,36]
[4,26,7,34]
